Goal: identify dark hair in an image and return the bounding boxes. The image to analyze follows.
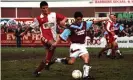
[74,11,83,18]
[40,1,48,8]
[110,14,116,17]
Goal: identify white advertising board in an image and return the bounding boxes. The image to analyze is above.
[85,36,133,48]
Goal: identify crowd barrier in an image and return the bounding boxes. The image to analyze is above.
[85,36,133,48]
[1,33,133,48]
[1,33,70,47]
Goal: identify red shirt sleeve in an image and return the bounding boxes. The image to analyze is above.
[56,13,66,21]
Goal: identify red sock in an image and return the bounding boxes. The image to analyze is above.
[45,49,55,63]
[35,49,55,72]
[112,48,115,56]
[35,61,45,72]
[111,45,118,56]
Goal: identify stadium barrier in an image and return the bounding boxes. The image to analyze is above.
[1,33,133,48]
[85,36,133,48]
[1,33,70,47]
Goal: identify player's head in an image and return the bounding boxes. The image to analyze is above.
[74,11,83,25]
[40,1,49,15]
[109,14,117,22]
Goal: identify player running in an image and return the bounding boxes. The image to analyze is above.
[98,17,129,58]
[105,23,129,58]
[20,1,67,77]
[98,14,120,59]
[51,11,108,80]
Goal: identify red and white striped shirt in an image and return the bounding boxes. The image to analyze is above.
[30,12,66,41]
[105,20,114,33]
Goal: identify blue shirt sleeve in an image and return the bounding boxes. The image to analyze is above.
[119,25,124,31]
[86,21,93,30]
[60,29,71,41]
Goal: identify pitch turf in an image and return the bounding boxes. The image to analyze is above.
[1,47,133,80]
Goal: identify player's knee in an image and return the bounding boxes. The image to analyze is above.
[68,58,75,65]
[84,57,89,63]
[81,54,89,63]
[68,60,74,65]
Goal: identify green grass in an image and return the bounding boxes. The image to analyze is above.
[1,47,133,80]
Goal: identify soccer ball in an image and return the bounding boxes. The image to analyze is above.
[72,70,82,79]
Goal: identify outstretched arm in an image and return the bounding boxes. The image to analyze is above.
[86,18,109,30]
[93,18,109,24]
[119,25,129,36]
[52,29,71,46]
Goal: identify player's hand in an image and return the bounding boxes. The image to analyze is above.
[20,32,25,37]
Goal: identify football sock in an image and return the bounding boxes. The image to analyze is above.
[112,48,116,56]
[55,58,64,63]
[116,50,122,55]
[45,50,54,64]
[83,64,91,78]
[107,49,112,56]
[35,61,45,72]
[55,58,68,64]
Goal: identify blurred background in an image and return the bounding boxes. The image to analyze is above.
[1,0,133,47]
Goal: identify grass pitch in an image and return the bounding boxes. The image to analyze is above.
[1,47,133,80]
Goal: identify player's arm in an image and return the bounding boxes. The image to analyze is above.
[119,25,129,36]
[52,29,71,46]
[20,18,39,36]
[86,18,109,30]
[122,30,129,36]
[56,13,67,27]
[93,18,109,24]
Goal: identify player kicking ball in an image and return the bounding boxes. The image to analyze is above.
[51,11,108,80]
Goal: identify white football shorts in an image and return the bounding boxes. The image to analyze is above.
[69,43,89,58]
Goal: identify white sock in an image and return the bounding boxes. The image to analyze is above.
[116,50,121,55]
[107,49,112,56]
[38,72,41,74]
[83,65,91,78]
[55,58,66,63]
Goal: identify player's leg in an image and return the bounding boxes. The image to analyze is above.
[114,43,123,58]
[80,53,92,80]
[98,35,110,58]
[33,38,55,77]
[98,45,109,58]
[110,41,117,59]
[107,35,117,59]
[106,48,112,57]
[33,49,49,77]
[54,44,80,65]
[33,48,55,77]
[79,44,93,80]
[54,57,76,65]
[105,43,112,57]
[44,43,56,70]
